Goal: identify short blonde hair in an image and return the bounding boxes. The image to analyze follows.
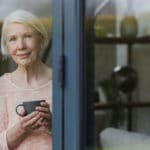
[1,9,49,57]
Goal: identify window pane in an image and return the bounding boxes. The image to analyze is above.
[85,0,150,149]
[0,1,52,150]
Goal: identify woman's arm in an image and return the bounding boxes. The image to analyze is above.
[6,111,42,149]
[0,96,9,150]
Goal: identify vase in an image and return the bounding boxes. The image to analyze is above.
[120,15,138,37]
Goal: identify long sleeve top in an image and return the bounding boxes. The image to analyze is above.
[0,73,52,150]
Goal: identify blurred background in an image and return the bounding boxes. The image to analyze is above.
[85,0,150,149]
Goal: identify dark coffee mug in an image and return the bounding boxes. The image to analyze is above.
[16,100,45,116]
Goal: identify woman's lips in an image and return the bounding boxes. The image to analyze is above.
[18,52,31,59]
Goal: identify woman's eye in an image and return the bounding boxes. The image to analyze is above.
[9,37,17,42]
[25,34,32,38]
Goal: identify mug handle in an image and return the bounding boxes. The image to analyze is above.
[16,104,25,117]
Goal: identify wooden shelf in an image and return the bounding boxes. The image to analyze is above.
[94,101,150,110]
[95,36,150,44]
[94,36,150,131]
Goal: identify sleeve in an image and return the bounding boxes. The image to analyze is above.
[0,96,10,150]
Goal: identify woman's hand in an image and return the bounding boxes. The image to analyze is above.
[35,101,52,131]
[20,111,42,131]
[7,111,42,149]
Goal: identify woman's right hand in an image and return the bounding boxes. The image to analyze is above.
[7,111,43,149]
[19,111,43,132]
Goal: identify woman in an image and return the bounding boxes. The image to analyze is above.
[0,9,52,150]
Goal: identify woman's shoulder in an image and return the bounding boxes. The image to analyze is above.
[0,73,13,94]
[0,73,9,81]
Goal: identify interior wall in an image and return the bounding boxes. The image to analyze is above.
[0,0,52,19]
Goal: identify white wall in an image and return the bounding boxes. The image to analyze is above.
[0,0,52,20]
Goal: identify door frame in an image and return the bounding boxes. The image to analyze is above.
[52,0,86,150]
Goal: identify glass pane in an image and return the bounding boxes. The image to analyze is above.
[0,1,52,149]
[85,0,150,149]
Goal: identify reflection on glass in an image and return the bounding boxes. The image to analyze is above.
[85,0,150,149]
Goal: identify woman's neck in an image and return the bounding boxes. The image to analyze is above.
[11,61,51,88]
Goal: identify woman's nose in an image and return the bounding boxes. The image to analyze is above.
[17,38,26,49]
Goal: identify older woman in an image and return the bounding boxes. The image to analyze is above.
[0,10,52,150]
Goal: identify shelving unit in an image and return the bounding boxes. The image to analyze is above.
[95,36,150,44]
[95,36,150,64]
[94,36,150,131]
[94,101,150,110]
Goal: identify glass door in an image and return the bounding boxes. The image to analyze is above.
[85,0,150,150]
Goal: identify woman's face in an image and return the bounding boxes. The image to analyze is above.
[6,23,42,67]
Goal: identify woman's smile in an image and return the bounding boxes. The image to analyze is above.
[6,23,41,66]
[17,52,31,59]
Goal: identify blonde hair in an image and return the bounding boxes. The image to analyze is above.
[1,9,49,57]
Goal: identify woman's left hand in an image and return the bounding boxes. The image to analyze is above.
[35,101,52,130]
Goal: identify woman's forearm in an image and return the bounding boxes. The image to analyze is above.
[6,112,42,149]
[6,123,28,149]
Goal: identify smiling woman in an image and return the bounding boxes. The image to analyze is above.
[6,23,42,66]
[0,9,52,150]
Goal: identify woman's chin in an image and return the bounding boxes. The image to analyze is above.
[17,59,34,67]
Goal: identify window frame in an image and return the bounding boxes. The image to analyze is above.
[52,0,86,150]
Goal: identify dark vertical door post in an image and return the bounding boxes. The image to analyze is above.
[63,0,86,149]
[52,0,64,149]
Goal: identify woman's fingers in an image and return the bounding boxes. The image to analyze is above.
[36,106,49,112]
[22,102,52,130]
[19,109,52,133]
[23,111,39,121]
[24,113,40,126]
[21,112,41,131]
[30,117,44,129]
[39,112,51,120]
[36,102,50,113]
[40,101,49,107]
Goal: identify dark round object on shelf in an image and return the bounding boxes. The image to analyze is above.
[111,66,138,93]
